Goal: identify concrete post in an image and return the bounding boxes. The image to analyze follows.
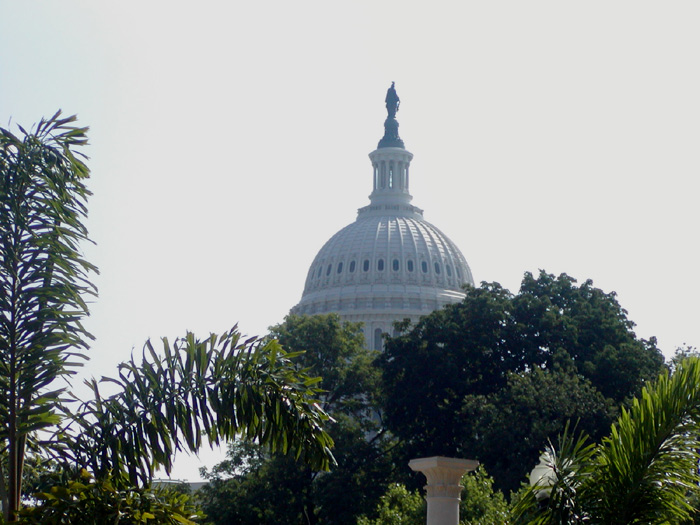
[409,456,479,525]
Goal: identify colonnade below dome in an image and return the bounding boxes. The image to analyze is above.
[291,284,466,350]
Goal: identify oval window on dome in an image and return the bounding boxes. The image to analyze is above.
[392,259,399,271]
[337,262,343,274]
[326,264,332,276]
[407,260,414,272]
[446,265,452,277]
[421,261,428,273]
[363,259,370,272]
[349,260,356,273]
[316,267,322,278]
[456,266,462,279]
[377,259,385,271]
[434,262,441,275]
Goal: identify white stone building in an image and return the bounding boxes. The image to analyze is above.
[291,84,474,349]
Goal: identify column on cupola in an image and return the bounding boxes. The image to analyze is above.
[368,147,414,206]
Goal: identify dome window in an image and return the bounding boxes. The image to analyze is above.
[421,261,428,273]
[326,264,332,276]
[349,260,356,273]
[377,259,385,271]
[446,265,452,277]
[337,262,343,274]
[316,266,322,278]
[407,260,414,272]
[456,266,462,279]
[363,259,370,272]
[392,259,399,271]
[434,262,441,275]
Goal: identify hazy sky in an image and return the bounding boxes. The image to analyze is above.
[2,1,699,481]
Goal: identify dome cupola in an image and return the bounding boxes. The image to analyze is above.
[292,84,474,349]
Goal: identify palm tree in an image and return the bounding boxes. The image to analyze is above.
[1,114,334,522]
[1,113,96,520]
[513,356,700,524]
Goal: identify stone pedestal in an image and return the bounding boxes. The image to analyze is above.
[409,456,479,525]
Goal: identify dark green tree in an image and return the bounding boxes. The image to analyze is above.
[512,357,700,524]
[381,271,664,494]
[474,365,615,495]
[199,314,396,525]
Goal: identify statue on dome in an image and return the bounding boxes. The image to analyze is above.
[385,82,400,118]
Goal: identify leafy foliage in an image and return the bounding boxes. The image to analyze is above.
[512,357,700,524]
[199,314,395,525]
[380,271,664,493]
[58,328,334,488]
[0,113,97,520]
[16,469,203,524]
[460,466,510,524]
[356,466,509,525]
[197,442,315,524]
[356,483,424,525]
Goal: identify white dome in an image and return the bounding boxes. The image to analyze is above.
[291,86,474,349]
[295,214,473,315]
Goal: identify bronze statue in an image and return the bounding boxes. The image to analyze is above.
[385,82,400,118]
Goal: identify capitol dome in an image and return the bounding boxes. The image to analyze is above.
[292,84,474,349]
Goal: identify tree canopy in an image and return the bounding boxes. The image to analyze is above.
[512,356,700,524]
[199,314,395,525]
[380,271,665,493]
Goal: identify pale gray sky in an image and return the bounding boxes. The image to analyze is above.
[2,1,699,481]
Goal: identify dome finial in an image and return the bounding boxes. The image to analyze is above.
[378,82,405,149]
[385,81,400,118]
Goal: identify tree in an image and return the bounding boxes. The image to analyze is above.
[16,470,203,525]
[512,356,700,524]
[356,466,510,525]
[459,466,510,524]
[380,271,664,494]
[1,113,97,521]
[59,329,334,487]
[474,365,615,491]
[1,115,335,521]
[356,483,424,525]
[199,314,396,525]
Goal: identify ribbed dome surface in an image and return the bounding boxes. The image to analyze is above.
[292,212,474,350]
[298,215,473,304]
